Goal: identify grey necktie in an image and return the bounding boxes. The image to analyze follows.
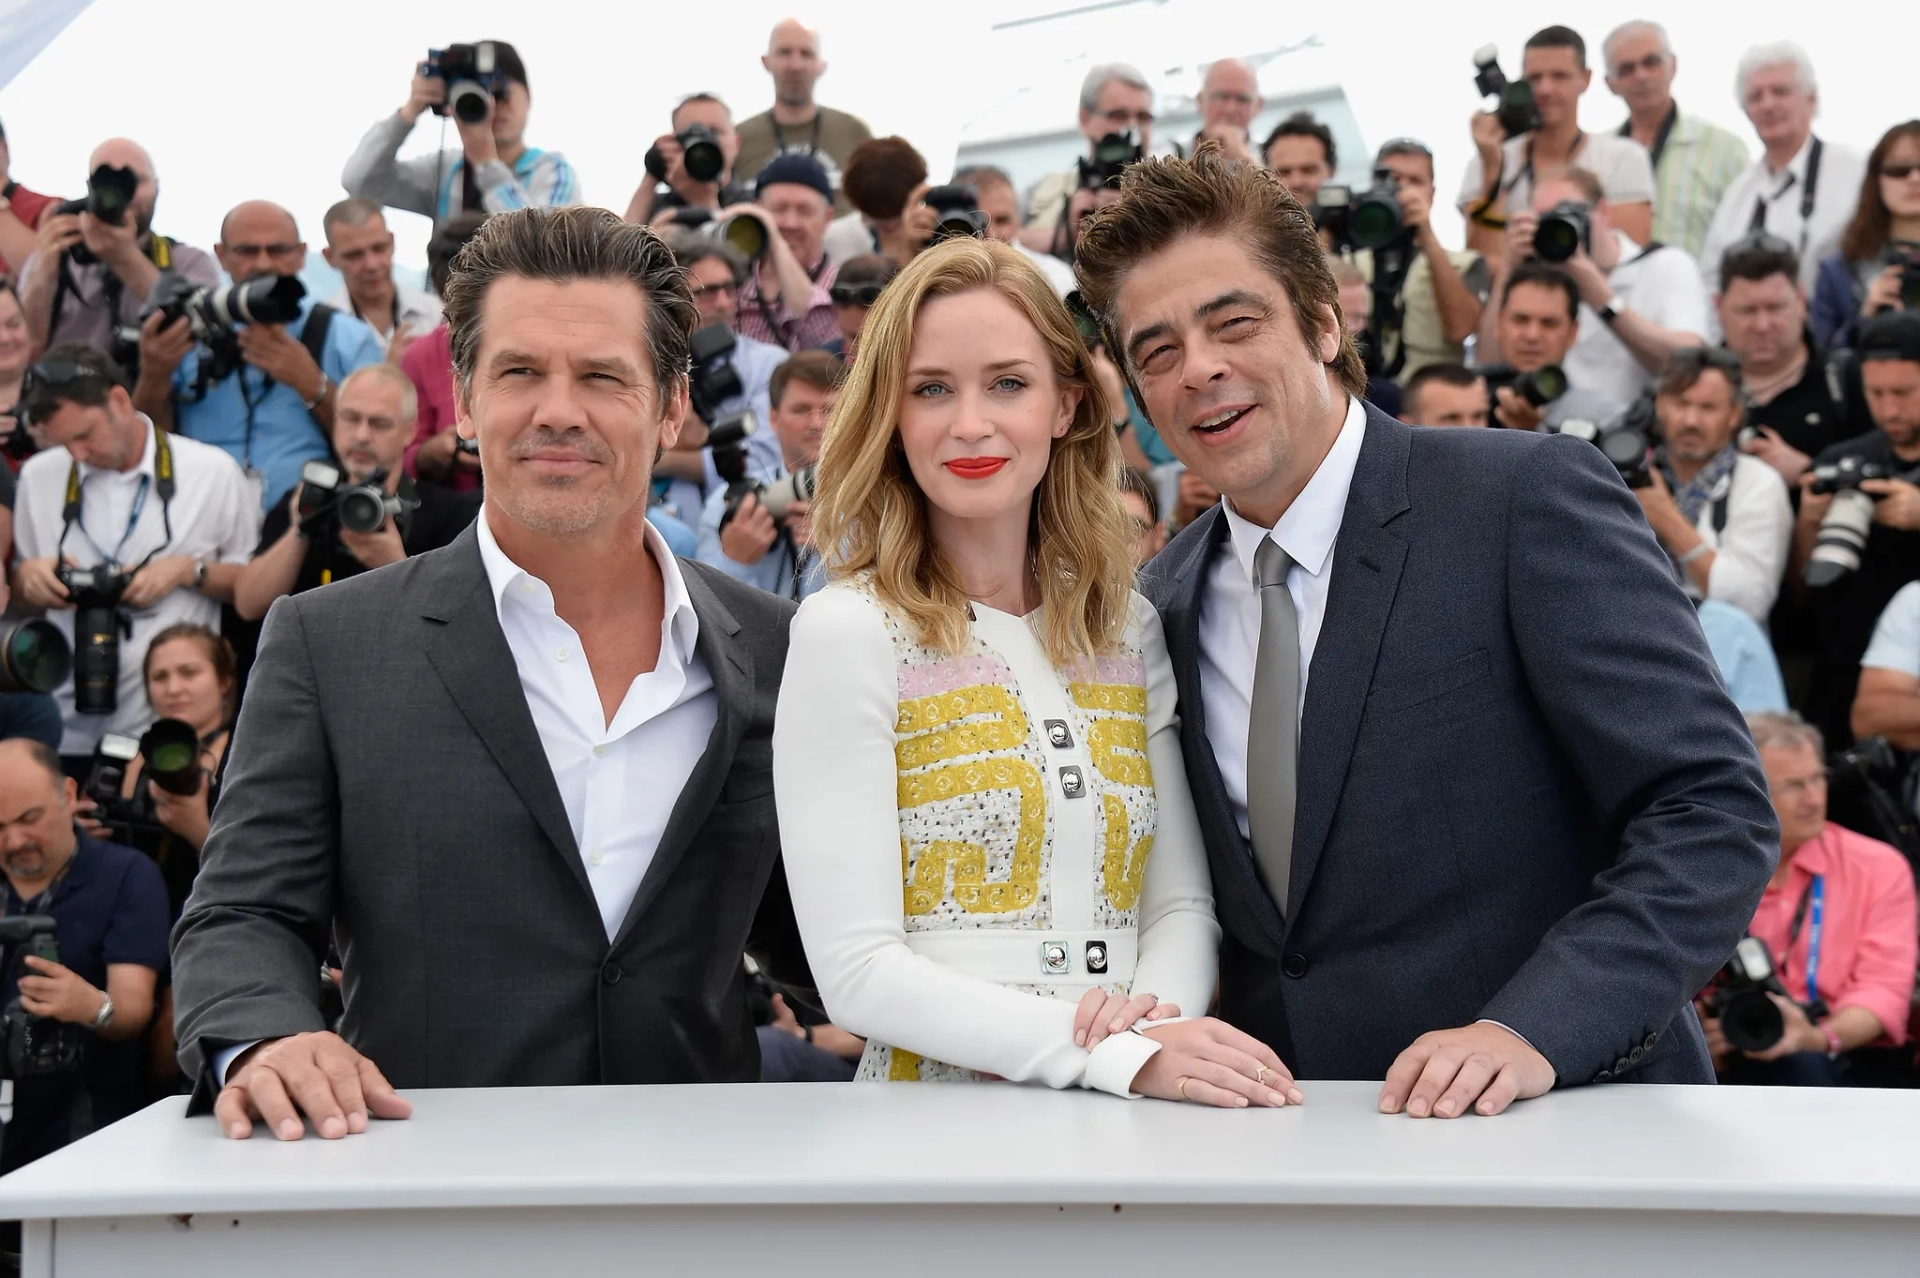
[1246,537,1300,916]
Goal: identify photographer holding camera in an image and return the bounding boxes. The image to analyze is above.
[1459,27,1655,261]
[1486,169,1709,406]
[1812,121,1920,352]
[697,350,839,600]
[1636,350,1792,623]
[1019,63,1154,250]
[1477,260,1626,430]
[1183,59,1262,164]
[16,138,219,361]
[1794,313,1920,747]
[1351,138,1489,383]
[1697,712,1916,1087]
[234,365,480,623]
[10,345,256,763]
[133,201,386,513]
[343,40,579,224]
[948,165,1076,297]
[0,738,168,1173]
[731,153,842,353]
[402,213,489,495]
[625,93,751,228]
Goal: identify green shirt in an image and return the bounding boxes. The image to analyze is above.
[733,105,873,215]
[1623,105,1750,261]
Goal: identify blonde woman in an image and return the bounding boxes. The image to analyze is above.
[774,238,1298,1105]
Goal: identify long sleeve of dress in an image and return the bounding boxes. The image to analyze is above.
[1126,595,1222,1018]
[774,587,1162,1097]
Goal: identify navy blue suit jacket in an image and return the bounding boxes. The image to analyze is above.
[1140,407,1779,1086]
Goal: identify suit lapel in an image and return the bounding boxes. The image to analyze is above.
[610,565,751,948]
[419,527,590,897]
[1288,410,1412,915]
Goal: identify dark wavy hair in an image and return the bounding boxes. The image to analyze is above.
[1841,120,1920,264]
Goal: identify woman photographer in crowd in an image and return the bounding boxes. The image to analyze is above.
[1813,120,1920,351]
[774,236,1295,1106]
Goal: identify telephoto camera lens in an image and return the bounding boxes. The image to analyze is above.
[1511,365,1569,406]
[1806,488,1878,587]
[209,274,307,329]
[139,718,203,797]
[447,80,493,124]
[711,214,768,260]
[678,124,726,184]
[1348,171,1404,252]
[336,482,403,535]
[1534,201,1591,264]
[0,620,73,695]
[761,465,819,521]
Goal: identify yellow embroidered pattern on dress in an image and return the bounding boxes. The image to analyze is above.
[1072,681,1155,910]
[1100,794,1153,911]
[888,1048,924,1081]
[896,686,1045,915]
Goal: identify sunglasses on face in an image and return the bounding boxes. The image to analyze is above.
[1881,163,1920,181]
[23,359,108,393]
[690,281,738,301]
[830,282,886,307]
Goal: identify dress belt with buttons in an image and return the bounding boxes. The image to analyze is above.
[902,930,1138,987]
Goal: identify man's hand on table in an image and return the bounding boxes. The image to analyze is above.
[1378,1022,1555,1118]
[217,1031,413,1140]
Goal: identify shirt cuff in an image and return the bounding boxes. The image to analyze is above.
[1476,1019,1537,1052]
[1083,1029,1164,1099]
[213,1041,258,1087]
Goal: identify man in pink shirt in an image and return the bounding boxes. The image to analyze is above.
[401,214,487,494]
[1701,711,1919,1086]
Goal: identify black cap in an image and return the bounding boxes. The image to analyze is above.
[482,40,527,90]
[1860,311,1920,365]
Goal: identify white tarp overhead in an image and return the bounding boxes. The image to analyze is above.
[0,0,93,92]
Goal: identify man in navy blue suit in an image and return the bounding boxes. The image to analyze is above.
[1074,146,1777,1118]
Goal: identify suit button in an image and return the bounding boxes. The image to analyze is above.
[601,962,623,986]
[1614,1056,1631,1074]
[1644,1032,1659,1050]
[1594,1069,1613,1083]
[1282,953,1309,979]
[1628,1046,1645,1065]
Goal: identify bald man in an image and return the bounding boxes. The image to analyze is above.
[17,137,221,358]
[1187,58,1264,162]
[733,17,872,213]
[131,200,385,512]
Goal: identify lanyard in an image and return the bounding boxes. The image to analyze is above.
[1781,871,1826,1006]
[770,112,824,158]
[1749,136,1824,259]
[1618,104,1678,170]
[56,428,176,570]
[1506,130,1584,197]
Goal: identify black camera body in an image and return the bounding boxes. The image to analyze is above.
[0,916,87,1080]
[56,563,134,717]
[646,123,727,186]
[1079,132,1143,191]
[1473,46,1542,139]
[1310,170,1405,255]
[1809,454,1911,496]
[423,42,510,125]
[1479,362,1569,417]
[923,184,988,242]
[1709,936,1827,1055]
[146,271,306,349]
[1803,454,1920,587]
[1553,410,1655,489]
[53,164,139,267]
[296,460,411,537]
[1886,240,1920,311]
[1534,200,1593,264]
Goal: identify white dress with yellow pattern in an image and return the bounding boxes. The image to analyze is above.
[774,579,1219,1098]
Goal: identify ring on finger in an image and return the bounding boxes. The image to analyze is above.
[1176,1075,1192,1100]
[1254,1065,1270,1085]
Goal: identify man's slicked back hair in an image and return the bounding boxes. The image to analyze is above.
[1072,142,1366,398]
[442,206,698,403]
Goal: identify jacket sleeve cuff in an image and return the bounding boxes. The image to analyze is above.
[1083,1029,1163,1099]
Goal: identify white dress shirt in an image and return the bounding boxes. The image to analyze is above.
[1698,134,1868,299]
[474,507,717,941]
[214,509,719,1086]
[1198,396,1367,841]
[1676,452,1794,625]
[324,284,443,345]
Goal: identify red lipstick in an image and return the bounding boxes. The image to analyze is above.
[944,456,1009,480]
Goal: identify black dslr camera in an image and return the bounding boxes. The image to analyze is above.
[1534,201,1594,263]
[1885,240,1920,311]
[1078,132,1143,191]
[0,916,87,1080]
[1552,395,1657,489]
[645,124,727,186]
[0,619,71,696]
[52,164,139,267]
[923,184,988,242]
[56,564,134,716]
[422,42,511,125]
[295,460,412,537]
[1473,46,1542,139]
[1309,169,1404,254]
[144,271,307,384]
[1708,936,1827,1055]
[85,718,203,844]
[1479,362,1568,419]
[1803,454,1920,587]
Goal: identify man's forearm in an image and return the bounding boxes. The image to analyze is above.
[1463,186,1507,260]
[1424,236,1484,344]
[623,182,657,225]
[109,253,161,306]
[133,371,174,429]
[198,560,242,606]
[1606,305,1704,375]
[1829,1004,1886,1054]
[1475,267,1508,361]
[234,531,304,621]
[19,251,58,347]
[1851,690,1920,747]
[764,238,813,317]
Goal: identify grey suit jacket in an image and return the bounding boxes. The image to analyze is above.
[172,523,811,1108]
[1141,406,1778,1087]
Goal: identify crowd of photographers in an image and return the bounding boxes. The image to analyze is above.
[0,11,1915,1175]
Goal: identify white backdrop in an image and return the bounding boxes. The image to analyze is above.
[0,0,1910,276]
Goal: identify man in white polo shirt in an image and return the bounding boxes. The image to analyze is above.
[8,343,258,762]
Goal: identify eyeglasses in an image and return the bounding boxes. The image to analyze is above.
[830,282,887,307]
[224,242,302,260]
[1097,108,1155,128]
[690,280,738,301]
[1881,163,1920,182]
[1611,52,1669,78]
[1771,771,1828,801]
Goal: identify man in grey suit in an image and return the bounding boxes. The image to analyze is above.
[172,206,812,1141]
[1074,147,1778,1118]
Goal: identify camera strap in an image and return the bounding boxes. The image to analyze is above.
[1616,104,1678,171]
[1780,871,1825,1006]
[1748,136,1823,259]
[56,426,176,570]
[1505,130,1585,198]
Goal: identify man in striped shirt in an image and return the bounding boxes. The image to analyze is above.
[342,40,581,225]
[1604,20,1749,261]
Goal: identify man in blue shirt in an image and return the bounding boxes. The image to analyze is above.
[0,739,168,1173]
[131,201,384,511]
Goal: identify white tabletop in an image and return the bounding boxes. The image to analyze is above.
[1,1080,1916,1219]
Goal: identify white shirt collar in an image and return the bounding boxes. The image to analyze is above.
[1220,395,1368,586]
[1768,133,1817,181]
[78,414,160,483]
[475,505,701,667]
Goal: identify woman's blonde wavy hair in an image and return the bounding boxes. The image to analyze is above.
[811,236,1136,666]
